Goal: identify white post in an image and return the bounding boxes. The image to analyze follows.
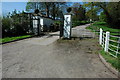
[40,18,43,31]
[104,32,110,52]
[116,38,120,57]
[63,14,71,39]
[99,28,103,45]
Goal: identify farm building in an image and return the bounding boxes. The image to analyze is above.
[32,15,54,35]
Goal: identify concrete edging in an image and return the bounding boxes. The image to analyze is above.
[99,53,118,76]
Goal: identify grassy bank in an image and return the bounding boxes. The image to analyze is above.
[100,50,120,71]
[0,35,32,44]
[86,21,120,71]
[86,21,119,35]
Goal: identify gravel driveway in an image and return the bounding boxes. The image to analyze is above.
[2,25,117,78]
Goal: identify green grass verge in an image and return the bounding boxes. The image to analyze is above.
[86,21,120,55]
[86,21,120,71]
[100,50,120,71]
[86,21,119,35]
[0,35,32,43]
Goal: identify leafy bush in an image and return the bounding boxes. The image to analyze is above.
[2,17,30,38]
[2,10,32,38]
[72,20,91,27]
[49,20,62,32]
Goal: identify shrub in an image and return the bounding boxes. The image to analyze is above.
[72,20,91,27]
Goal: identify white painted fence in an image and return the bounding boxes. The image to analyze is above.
[99,28,120,58]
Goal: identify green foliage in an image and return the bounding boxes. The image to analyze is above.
[72,21,80,27]
[2,10,32,38]
[99,12,107,22]
[84,2,120,28]
[100,50,120,71]
[52,20,62,31]
[83,2,99,21]
[2,17,12,30]
[26,2,35,11]
[87,21,119,33]
[87,22,120,71]
[72,3,86,21]
[26,2,66,20]
[72,20,90,27]
[48,20,62,32]
[107,2,120,28]
[54,20,61,25]
[87,21,120,57]
[2,17,12,37]
[95,2,120,28]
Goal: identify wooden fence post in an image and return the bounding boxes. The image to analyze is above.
[99,28,103,45]
[104,31,110,52]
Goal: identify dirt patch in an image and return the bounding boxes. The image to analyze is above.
[56,38,101,55]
